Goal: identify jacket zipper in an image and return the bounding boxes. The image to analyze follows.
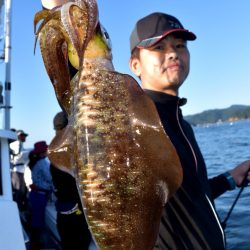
[176,99,226,248]
[176,100,198,170]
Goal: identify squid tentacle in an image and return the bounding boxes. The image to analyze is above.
[36,16,72,113]
[61,1,98,71]
[61,2,89,61]
[34,9,61,51]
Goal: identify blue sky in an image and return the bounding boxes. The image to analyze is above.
[1,0,250,148]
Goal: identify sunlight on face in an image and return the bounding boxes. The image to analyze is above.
[130,35,190,96]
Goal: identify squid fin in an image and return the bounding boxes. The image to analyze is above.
[48,124,75,176]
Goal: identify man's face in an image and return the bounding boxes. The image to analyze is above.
[18,134,27,142]
[130,35,190,96]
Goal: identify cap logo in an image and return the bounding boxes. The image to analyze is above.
[168,20,182,29]
[137,36,162,48]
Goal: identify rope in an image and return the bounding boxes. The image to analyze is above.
[221,174,249,229]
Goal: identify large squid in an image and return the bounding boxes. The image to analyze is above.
[34,1,183,249]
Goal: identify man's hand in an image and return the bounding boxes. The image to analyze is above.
[41,0,69,9]
[230,160,250,187]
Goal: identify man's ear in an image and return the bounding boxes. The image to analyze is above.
[129,58,141,77]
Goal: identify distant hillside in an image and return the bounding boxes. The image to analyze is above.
[185,105,250,125]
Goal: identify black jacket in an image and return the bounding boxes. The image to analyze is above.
[145,90,230,250]
[50,165,82,208]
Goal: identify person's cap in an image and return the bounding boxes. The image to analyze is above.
[33,141,48,154]
[53,111,68,130]
[16,129,28,137]
[130,12,196,52]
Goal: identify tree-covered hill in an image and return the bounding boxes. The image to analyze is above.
[184,105,250,125]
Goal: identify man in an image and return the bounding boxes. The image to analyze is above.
[129,12,250,249]
[10,129,29,211]
[39,1,250,248]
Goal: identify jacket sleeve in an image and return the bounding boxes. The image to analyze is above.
[208,174,231,199]
[182,119,231,200]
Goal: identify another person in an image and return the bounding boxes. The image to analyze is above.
[128,12,250,249]
[50,111,92,250]
[10,129,29,211]
[28,141,53,250]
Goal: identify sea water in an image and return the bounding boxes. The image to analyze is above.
[193,119,250,250]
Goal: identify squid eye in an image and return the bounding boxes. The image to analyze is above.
[100,24,112,51]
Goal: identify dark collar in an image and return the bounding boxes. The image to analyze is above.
[143,89,187,106]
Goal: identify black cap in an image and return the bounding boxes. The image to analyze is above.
[130,12,196,52]
[16,129,28,137]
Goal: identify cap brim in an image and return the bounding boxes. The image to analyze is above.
[18,133,28,136]
[137,29,196,49]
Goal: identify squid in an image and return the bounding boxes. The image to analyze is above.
[34,1,183,249]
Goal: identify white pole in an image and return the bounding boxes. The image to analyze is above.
[4,0,11,130]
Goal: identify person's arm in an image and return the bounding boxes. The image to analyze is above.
[209,160,250,199]
[209,175,232,199]
[41,0,69,9]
